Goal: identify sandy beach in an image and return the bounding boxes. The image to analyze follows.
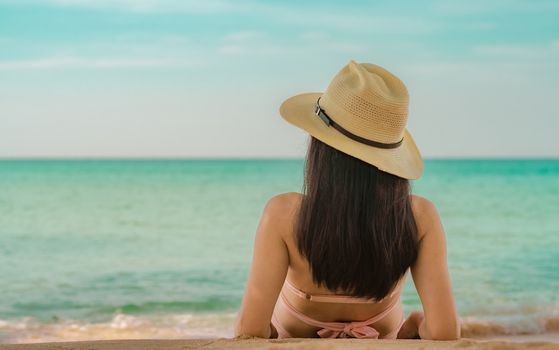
[2,338,559,350]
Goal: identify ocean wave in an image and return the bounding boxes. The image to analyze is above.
[0,313,236,344]
[2,312,559,344]
[461,315,559,338]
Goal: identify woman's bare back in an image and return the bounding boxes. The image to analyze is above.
[235,191,460,340]
[271,192,407,337]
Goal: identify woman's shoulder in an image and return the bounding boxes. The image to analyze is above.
[264,192,303,212]
[410,194,436,213]
[260,192,302,237]
[410,195,442,241]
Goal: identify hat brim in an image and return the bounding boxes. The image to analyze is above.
[280,92,423,180]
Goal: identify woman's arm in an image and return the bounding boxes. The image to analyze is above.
[234,195,291,338]
[410,197,461,340]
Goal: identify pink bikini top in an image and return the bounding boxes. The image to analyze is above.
[277,279,404,339]
[283,278,401,303]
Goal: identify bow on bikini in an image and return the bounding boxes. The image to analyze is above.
[317,323,380,339]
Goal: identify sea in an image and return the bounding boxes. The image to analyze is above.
[0,159,558,343]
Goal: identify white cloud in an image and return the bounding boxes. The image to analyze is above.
[0,56,189,70]
[223,31,264,42]
[215,40,364,57]
[217,31,267,55]
[1,1,439,36]
[216,25,369,57]
[0,0,243,13]
[472,43,559,61]
[432,0,559,15]
[267,8,440,35]
[113,33,191,45]
[217,45,247,55]
[299,31,328,42]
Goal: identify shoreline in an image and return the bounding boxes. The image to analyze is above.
[2,315,559,345]
[2,337,559,350]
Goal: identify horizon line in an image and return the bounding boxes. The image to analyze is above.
[0,156,558,161]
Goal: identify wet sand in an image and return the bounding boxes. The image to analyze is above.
[2,337,559,350]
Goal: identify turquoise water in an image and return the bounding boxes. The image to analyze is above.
[0,159,558,342]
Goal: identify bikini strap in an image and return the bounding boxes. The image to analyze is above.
[284,279,399,304]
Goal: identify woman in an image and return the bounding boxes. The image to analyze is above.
[234,61,460,340]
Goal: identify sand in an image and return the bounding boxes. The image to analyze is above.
[2,338,559,350]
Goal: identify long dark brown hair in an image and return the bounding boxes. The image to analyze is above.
[296,137,419,300]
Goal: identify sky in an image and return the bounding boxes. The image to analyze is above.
[0,0,558,158]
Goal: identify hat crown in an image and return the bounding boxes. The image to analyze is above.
[320,61,409,144]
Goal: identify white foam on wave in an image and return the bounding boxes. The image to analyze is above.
[2,309,559,344]
[461,314,559,337]
[0,313,236,344]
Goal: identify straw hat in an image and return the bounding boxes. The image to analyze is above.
[280,60,423,180]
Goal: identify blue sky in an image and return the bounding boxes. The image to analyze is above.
[0,0,558,158]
